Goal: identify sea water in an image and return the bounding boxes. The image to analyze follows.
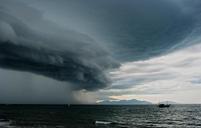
[0,105,201,128]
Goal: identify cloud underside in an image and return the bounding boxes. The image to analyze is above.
[0,6,119,91]
[0,42,113,90]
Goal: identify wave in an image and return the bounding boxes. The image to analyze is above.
[95,120,129,127]
[95,120,112,125]
[0,120,11,128]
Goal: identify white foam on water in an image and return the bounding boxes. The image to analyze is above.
[95,120,112,125]
[0,121,12,128]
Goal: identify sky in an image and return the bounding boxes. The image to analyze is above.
[0,0,201,104]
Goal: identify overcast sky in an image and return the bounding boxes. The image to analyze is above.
[0,0,201,104]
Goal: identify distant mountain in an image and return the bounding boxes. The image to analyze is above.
[159,101,178,104]
[98,99,152,105]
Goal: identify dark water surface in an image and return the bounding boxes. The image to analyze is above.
[0,105,201,128]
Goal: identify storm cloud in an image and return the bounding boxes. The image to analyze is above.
[1,0,201,103]
[0,0,119,91]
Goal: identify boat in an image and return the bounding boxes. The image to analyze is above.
[158,103,170,108]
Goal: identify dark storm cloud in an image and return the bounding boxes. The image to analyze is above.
[0,0,119,90]
[35,0,197,61]
[1,0,201,92]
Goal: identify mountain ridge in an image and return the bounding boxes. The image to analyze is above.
[98,99,152,105]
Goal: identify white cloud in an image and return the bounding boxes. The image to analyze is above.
[99,43,201,103]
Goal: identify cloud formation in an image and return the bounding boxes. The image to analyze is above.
[101,42,201,103]
[0,0,119,91]
[1,0,201,103]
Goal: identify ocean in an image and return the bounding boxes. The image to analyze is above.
[0,105,201,128]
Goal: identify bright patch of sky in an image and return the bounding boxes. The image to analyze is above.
[98,43,201,104]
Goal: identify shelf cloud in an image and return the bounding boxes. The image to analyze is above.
[0,0,119,91]
[0,0,201,103]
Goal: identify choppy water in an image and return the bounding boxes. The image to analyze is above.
[0,105,201,128]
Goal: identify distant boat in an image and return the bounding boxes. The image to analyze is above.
[158,103,170,108]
